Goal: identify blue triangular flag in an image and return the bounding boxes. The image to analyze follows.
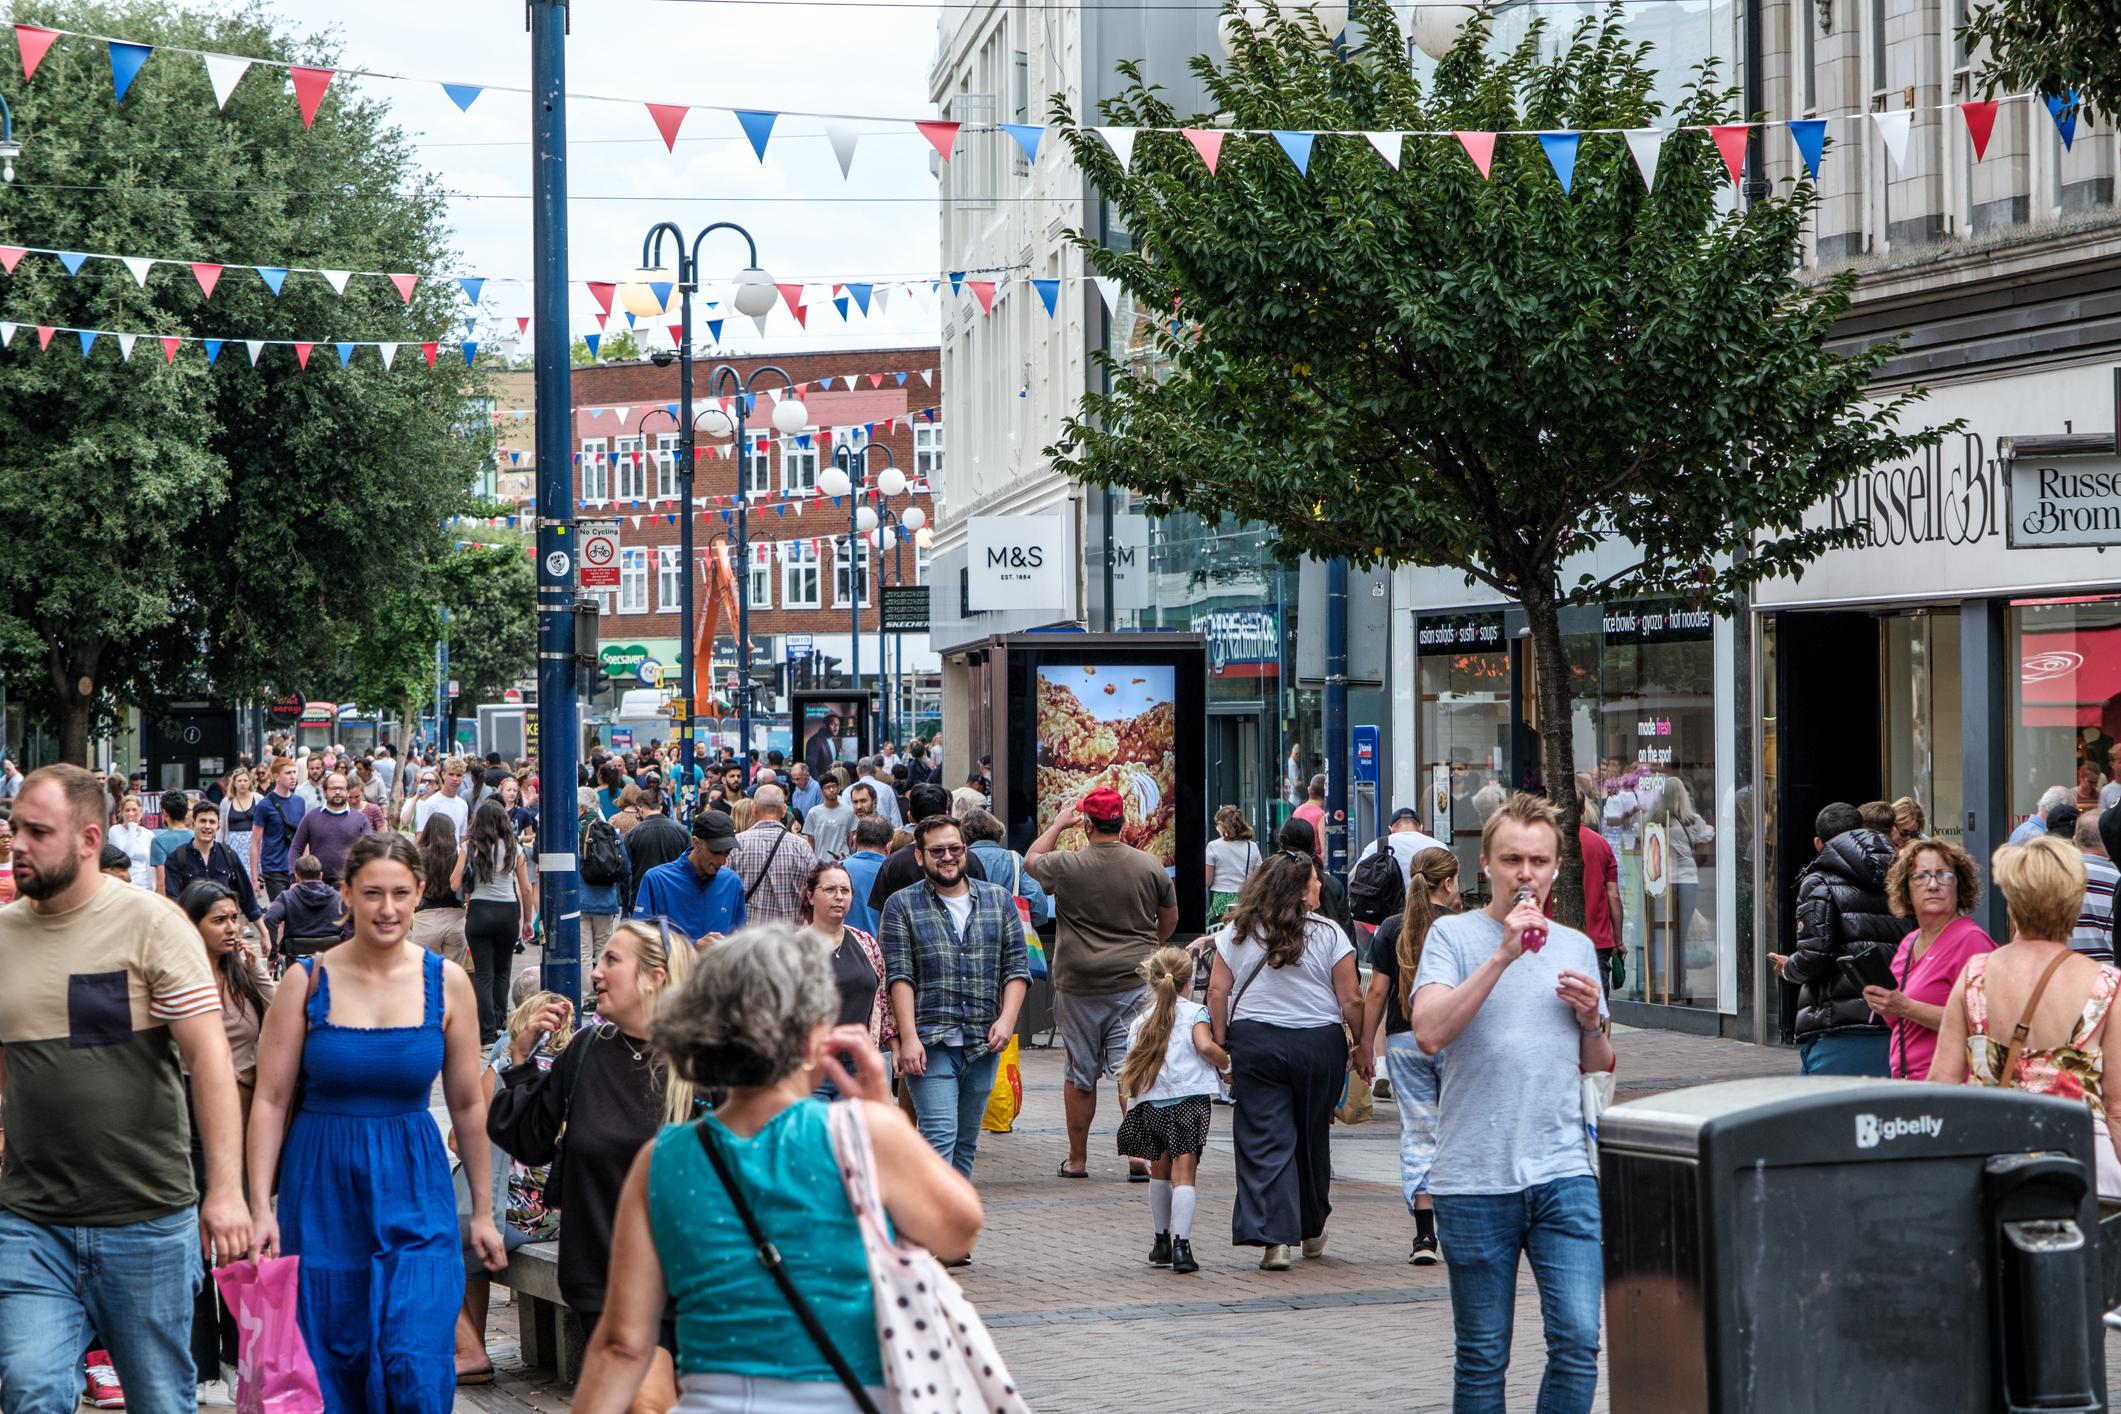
[257,267,287,295]
[798,433,813,450]
[846,283,873,316]
[108,42,152,103]
[78,330,98,357]
[949,272,965,297]
[1537,131,1581,193]
[458,277,485,305]
[776,504,785,518]
[735,110,777,161]
[648,280,673,309]
[336,341,355,367]
[584,333,601,359]
[704,319,723,343]
[743,394,757,416]
[665,403,679,421]
[58,252,88,276]
[1031,278,1060,316]
[461,341,478,366]
[202,339,223,365]
[1788,118,1827,178]
[1001,123,1045,162]
[2048,91,2080,149]
[624,311,637,328]
[442,83,482,113]
[1271,131,1315,175]
[833,296,850,320]
[895,371,907,385]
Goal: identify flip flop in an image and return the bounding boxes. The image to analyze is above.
[1056,1161,1089,1179]
[456,1366,496,1386]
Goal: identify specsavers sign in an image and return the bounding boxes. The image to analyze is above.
[968,514,1069,612]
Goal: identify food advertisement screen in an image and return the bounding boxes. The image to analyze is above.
[1035,664,1177,872]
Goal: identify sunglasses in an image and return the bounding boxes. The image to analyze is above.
[925,844,967,858]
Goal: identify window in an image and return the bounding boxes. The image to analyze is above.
[2010,596,2121,835]
[582,437,609,502]
[743,434,773,497]
[783,437,819,495]
[1799,0,1816,113]
[916,544,934,584]
[614,435,647,502]
[749,542,774,610]
[618,547,648,613]
[1869,0,1887,94]
[914,422,944,484]
[782,540,821,608]
[834,537,871,608]
[657,545,682,611]
[656,433,681,501]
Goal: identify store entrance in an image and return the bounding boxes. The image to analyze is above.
[1207,709,1266,839]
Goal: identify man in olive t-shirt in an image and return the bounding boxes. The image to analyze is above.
[1026,787,1178,1177]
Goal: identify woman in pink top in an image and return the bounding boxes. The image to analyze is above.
[1859,837,1996,1080]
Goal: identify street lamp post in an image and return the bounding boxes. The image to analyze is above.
[634,222,788,810]
[822,444,909,754]
[0,93,23,183]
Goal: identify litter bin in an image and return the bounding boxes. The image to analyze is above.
[1600,1076,2104,1413]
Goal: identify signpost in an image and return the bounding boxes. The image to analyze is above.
[578,519,622,589]
[784,632,814,662]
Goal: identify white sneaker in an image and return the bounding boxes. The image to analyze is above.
[197,1378,235,1407]
[1259,1244,1293,1271]
[2105,1311,2121,1330]
[1301,1234,1328,1259]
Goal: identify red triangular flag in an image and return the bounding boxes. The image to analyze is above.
[292,342,314,368]
[190,262,221,297]
[0,246,23,274]
[586,281,616,316]
[646,103,690,152]
[968,280,998,313]
[36,325,54,350]
[160,336,180,364]
[775,283,806,315]
[1709,124,1749,187]
[289,66,334,129]
[868,373,883,388]
[420,341,439,368]
[1182,128,1225,175]
[15,25,57,81]
[389,273,417,303]
[915,120,961,162]
[517,315,531,335]
[1960,100,1999,161]
[790,304,809,329]
[1455,131,1497,178]
[666,323,682,347]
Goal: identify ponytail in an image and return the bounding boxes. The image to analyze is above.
[1399,848,1460,1016]
[1116,947,1193,1103]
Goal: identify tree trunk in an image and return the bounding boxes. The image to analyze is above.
[46,637,102,766]
[1519,591,1586,927]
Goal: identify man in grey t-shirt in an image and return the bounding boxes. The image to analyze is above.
[1412,792,1612,1414]
[802,775,858,863]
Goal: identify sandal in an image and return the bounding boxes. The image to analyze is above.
[456,1365,496,1386]
[1056,1161,1088,1179]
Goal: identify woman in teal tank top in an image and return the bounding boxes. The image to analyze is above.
[571,925,986,1414]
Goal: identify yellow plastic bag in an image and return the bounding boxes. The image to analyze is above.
[981,1036,1022,1133]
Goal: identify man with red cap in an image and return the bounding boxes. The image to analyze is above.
[1027,786,1178,1180]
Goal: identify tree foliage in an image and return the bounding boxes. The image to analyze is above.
[0,0,483,758]
[1963,0,2112,125]
[1049,3,1949,916]
[571,330,642,365]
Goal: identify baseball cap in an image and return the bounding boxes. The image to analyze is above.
[1390,806,1421,826]
[692,812,737,848]
[1080,787,1126,823]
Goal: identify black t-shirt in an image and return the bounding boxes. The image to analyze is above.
[865,842,988,912]
[829,928,880,1028]
[1369,914,1413,1035]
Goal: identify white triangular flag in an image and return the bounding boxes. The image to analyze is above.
[825,121,860,179]
[1091,277,1120,317]
[1095,127,1138,169]
[1872,110,1913,171]
[377,342,398,370]
[122,257,154,287]
[321,269,352,295]
[1623,129,1666,191]
[117,332,138,362]
[873,287,891,317]
[1361,131,1403,169]
[244,339,264,366]
[752,313,770,337]
[919,368,934,386]
[0,323,14,348]
[202,54,251,110]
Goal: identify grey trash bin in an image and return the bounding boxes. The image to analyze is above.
[1600,1076,2104,1414]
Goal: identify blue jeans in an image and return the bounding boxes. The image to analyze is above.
[1431,1176,1602,1414]
[905,1043,1001,1178]
[0,1206,202,1414]
[1798,1029,1890,1076]
[1384,1032,1442,1213]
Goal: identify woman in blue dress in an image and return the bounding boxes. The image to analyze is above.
[247,831,507,1411]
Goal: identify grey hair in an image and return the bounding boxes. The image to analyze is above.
[2040,784,2076,817]
[957,806,1005,843]
[752,783,787,816]
[651,924,836,1089]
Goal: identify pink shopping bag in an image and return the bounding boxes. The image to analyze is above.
[211,1256,325,1413]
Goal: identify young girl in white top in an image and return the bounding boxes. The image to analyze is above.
[1116,947,1229,1276]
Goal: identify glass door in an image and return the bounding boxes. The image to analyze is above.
[1208,710,1265,840]
[1880,610,1963,844]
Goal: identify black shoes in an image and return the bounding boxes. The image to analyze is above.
[1148,1232,1172,1267]
[1170,1238,1199,1275]
[1410,1232,1440,1266]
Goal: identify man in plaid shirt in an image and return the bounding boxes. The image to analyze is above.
[726,784,817,924]
[883,815,1030,1182]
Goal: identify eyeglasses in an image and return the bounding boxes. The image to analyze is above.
[1911,869,1956,886]
[925,844,966,859]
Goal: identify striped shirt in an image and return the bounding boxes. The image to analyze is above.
[2072,854,2119,964]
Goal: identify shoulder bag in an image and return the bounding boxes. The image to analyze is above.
[1997,948,2074,1090]
[1010,851,1049,981]
[742,823,791,904]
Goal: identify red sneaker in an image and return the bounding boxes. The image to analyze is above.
[84,1350,126,1409]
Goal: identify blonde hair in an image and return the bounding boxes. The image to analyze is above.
[1479,791,1563,857]
[1892,796,1927,839]
[613,920,699,1123]
[1885,837,1980,918]
[1992,835,2086,943]
[1398,847,1461,1014]
[731,799,757,833]
[1214,804,1254,842]
[507,990,577,1055]
[1116,948,1195,1103]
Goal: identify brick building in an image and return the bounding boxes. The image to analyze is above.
[568,350,943,754]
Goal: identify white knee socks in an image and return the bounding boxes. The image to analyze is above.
[1170,1185,1197,1241]
[1149,1179,1172,1233]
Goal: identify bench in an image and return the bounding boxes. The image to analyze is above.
[493,1240,587,1382]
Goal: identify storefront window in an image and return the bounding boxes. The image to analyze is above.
[1417,613,1510,896]
[1881,610,1963,844]
[2010,596,2121,825]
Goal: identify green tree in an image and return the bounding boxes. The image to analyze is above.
[439,543,536,707]
[1050,5,1948,916]
[1963,0,2111,125]
[0,0,481,759]
[571,329,642,365]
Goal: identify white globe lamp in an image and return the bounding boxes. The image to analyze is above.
[818,465,852,498]
[620,268,675,318]
[771,396,808,436]
[1409,3,1477,59]
[698,407,735,439]
[900,506,928,531]
[855,505,879,533]
[876,467,908,498]
[732,268,778,318]
[915,527,935,549]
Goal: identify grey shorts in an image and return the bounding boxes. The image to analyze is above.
[1054,985,1148,1091]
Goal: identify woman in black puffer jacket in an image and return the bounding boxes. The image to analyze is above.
[1770,803,1912,1075]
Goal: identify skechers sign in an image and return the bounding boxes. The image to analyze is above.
[2008,454,2121,549]
[968,515,1069,612]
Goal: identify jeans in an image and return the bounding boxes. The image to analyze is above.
[0,1206,202,1414]
[1798,1029,1890,1076]
[905,1043,1001,1178]
[464,899,519,1041]
[1431,1175,1602,1414]
[1383,1032,1442,1214]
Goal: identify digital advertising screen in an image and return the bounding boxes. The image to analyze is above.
[1034,663,1178,872]
[794,696,868,778]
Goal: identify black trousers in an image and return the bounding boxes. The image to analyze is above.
[464,899,519,1040]
[1227,1019,1345,1248]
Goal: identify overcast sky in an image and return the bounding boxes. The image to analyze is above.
[190,0,949,358]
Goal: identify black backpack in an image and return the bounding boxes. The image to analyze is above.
[1348,845,1405,925]
[580,815,626,886]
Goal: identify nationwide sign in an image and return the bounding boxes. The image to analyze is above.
[1191,606,1279,677]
